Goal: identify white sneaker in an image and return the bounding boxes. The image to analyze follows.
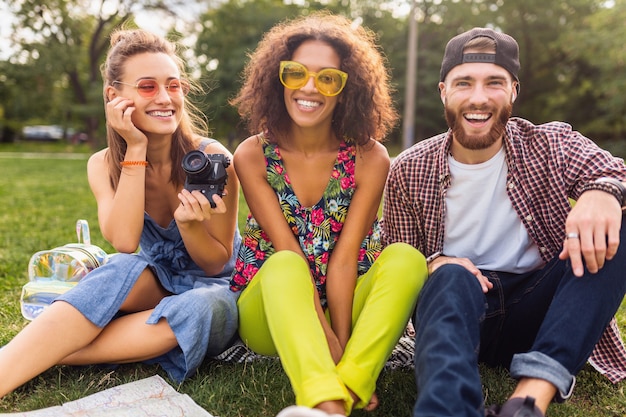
[275,405,344,417]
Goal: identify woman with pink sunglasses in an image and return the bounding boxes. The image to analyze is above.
[0,28,241,397]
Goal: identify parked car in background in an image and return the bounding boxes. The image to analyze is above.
[22,125,64,141]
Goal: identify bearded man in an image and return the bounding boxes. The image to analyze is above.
[382,27,626,417]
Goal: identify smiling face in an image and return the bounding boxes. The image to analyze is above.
[283,40,342,132]
[109,52,184,138]
[439,59,517,162]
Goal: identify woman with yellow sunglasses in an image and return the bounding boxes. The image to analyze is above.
[229,11,428,417]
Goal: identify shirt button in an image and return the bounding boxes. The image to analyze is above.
[508,182,515,189]
[526,215,533,222]
[540,247,547,252]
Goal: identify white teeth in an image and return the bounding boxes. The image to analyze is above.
[149,110,173,117]
[297,100,320,108]
[465,113,489,120]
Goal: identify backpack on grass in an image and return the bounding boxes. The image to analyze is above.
[20,219,109,321]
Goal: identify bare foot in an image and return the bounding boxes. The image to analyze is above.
[363,392,379,412]
[316,399,345,415]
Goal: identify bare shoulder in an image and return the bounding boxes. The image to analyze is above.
[234,134,265,163]
[87,149,113,196]
[87,148,109,181]
[201,138,234,159]
[87,148,108,168]
[355,140,391,170]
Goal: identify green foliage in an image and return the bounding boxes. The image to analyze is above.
[556,0,626,139]
[494,0,604,124]
[1,0,187,146]
[194,0,304,147]
[3,0,626,149]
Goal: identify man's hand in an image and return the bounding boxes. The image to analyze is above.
[429,255,493,293]
[559,190,622,277]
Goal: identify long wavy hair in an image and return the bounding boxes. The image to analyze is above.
[100,28,208,189]
[230,11,398,146]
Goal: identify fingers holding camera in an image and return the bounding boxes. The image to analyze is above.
[176,189,226,224]
[208,193,227,213]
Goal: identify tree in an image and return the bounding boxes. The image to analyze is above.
[493,0,605,126]
[556,0,626,139]
[2,0,624,148]
[4,0,191,145]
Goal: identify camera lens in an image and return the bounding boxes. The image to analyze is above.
[182,150,209,174]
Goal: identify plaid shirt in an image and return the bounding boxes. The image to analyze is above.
[382,117,626,383]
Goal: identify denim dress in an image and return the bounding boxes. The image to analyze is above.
[57,213,241,382]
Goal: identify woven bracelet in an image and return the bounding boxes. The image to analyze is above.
[580,181,622,205]
[121,160,148,167]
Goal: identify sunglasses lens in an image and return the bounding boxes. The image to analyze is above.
[315,70,345,96]
[280,62,308,90]
[167,79,190,96]
[135,80,159,97]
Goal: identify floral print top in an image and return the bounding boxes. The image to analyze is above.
[229,140,382,307]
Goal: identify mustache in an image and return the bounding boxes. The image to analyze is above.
[462,105,495,113]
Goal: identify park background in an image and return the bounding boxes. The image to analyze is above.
[1,0,626,154]
[1,0,626,416]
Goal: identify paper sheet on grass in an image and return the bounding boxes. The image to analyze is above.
[0,375,214,417]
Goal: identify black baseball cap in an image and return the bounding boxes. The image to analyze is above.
[440,28,520,85]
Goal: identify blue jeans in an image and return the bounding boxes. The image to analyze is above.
[412,226,626,417]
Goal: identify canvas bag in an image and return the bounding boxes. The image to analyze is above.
[20,219,109,320]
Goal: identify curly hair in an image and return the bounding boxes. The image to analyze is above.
[100,28,207,189]
[230,11,398,146]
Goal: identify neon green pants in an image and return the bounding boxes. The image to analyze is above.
[237,242,427,415]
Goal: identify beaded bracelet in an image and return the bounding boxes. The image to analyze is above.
[121,160,148,167]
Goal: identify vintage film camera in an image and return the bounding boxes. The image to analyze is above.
[181,150,230,208]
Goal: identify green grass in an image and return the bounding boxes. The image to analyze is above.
[0,151,625,416]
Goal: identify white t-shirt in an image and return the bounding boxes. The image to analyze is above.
[443,147,544,273]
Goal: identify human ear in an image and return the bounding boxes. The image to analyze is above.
[105,86,117,102]
[511,82,519,103]
[438,82,446,105]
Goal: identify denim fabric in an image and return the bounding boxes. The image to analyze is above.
[57,214,242,384]
[146,282,240,382]
[510,352,575,401]
[412,224,626,416]
[413,264,486,417]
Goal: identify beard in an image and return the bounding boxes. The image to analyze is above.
[444,102,512,150]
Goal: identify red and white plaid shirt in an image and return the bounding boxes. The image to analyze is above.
[382,117,626,383]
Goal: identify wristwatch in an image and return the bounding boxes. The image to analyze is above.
[581,177,626,208]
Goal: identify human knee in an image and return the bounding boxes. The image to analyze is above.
[419,263,483,306]
[177,286,238,321]
[378,243,427,287]
[260,250,310,289]
[382,242,426,268]
[432,263,479,288]
[415,264,485,325]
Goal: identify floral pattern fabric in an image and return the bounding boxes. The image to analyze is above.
[229,140,382,307]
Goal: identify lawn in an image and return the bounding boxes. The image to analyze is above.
[0,147,625,416]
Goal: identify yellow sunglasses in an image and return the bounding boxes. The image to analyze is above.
[279,61,348,97]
